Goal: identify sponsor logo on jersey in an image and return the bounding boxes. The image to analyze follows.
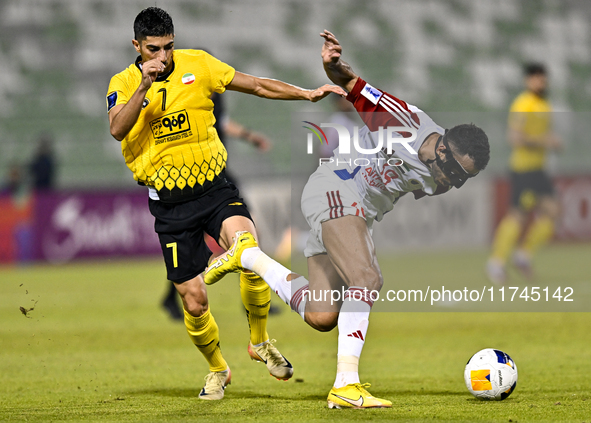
[150,109,192,144]
[360,83,382,105]
[182,73,195,85]
[107,92,117,112]
[142,98,150,109]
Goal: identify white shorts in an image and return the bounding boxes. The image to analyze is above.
[301,164,371,257]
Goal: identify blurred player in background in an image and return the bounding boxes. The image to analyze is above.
[161,91,271,321]
[29,133,57,192]
[205,30,490,408]
[487,63,563,284]
[106,7,345,400]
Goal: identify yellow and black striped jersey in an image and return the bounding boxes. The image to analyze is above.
[508,90,553,173]
[107,49,235,201]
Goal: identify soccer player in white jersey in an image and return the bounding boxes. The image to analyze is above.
[205,30,490,408]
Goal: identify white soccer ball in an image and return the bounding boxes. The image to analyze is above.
[464,348,518,400]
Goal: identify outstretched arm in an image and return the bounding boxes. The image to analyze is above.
[507,115,563,152]
[320,30,358,93]
[225,119,272,151]
[508,128,563,151]
[226,71,346,102]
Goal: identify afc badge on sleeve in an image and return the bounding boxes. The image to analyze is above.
[360,83,382,105]
[107,92,118,112]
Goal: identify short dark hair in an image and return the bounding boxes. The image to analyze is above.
[134,7,174,41]
[524,63,546,76]
[446,123,490,171]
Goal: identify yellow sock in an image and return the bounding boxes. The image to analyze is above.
[490,215,522,264]
[521,216,554,255]
[240,271,270,345]
[184,308,228,372]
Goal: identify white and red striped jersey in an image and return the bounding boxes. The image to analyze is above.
[326,77,449,223]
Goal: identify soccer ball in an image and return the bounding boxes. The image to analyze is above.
[464,348,518,400]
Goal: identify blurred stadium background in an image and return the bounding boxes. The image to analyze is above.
[0,0,590,261]
[1,2,591,420]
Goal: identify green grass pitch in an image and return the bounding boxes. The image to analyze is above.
[1,244,590,422]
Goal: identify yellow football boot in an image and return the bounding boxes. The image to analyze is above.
[327,383,392,409]
[204,231,258,285]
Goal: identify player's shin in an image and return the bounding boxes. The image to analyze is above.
[334,287,373,389]
[241,248,309,319]
[240,271,270,345]
[490,215,522,264]
[521,215,554,255]
[184,308,228,372]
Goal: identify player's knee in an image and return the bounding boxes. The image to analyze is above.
[508,208,526,224]
[540,198,560,219]
[305,312,338,332]
[177,280,209,317]
[359,267,383,292]
[182,299,208,317]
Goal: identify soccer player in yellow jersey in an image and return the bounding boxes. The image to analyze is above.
[106,7,345,400]
[487,63,563,284]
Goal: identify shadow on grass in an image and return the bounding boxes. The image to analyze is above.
[126,388,201,398]
[380,389,467,397]
[126,387,326,402]
[127,386,469,402]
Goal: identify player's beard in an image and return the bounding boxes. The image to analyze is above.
[534,87,547,98]
[432,164,449,188]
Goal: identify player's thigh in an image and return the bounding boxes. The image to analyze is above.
[149,198,212,284]
[154,229,211,317]
[305,253,346,331]
[534,172,558,217]
[321,215,383,292]
[506,207,527,224]
[538,195,560,219]
[218,215,258,250]
[511,170,554,213]
[156,228,211,284]
[203,187,257,251]
[510,171,536,211]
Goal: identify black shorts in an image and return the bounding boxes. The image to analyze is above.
[510,170,554,210]
[148,182,252,283]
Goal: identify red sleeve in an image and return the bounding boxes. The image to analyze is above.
[346,77,420,132]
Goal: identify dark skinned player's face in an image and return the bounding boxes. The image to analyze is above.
[132,35,175,74]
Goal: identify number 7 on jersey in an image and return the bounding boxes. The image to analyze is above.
[166,242,178,268]
[158,88,167,111]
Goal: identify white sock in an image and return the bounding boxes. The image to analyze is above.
[288,276,309,319]
[334,356,360,389]
[334,287,373,388]
[241,247,309,319]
